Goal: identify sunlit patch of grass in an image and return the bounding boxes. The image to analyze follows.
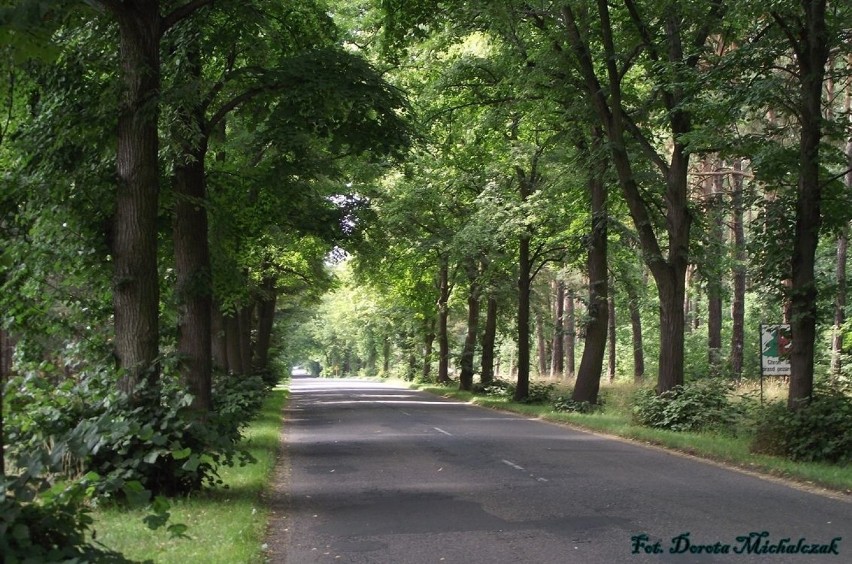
[89,386,288,563]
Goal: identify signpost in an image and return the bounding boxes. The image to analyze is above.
[759,324,792,403]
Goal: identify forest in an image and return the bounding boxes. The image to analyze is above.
[1,0,851,561]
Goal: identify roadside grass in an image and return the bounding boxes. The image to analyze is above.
[412,378,852,494]
[89,385,288,563]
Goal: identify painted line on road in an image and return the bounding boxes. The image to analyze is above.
[433,427,453,436]
[501,459,525,471]
[400,410,412,416]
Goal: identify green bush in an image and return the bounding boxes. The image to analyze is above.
[472,379,514,398]
[520,382,555,404]
[553,396,600,413]
[632,379,743,433]
[751,383,852,464]
[1,468,135,562]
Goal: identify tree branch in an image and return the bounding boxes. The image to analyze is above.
[163,0,214,31]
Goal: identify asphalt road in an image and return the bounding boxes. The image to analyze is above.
[265,376,850,563]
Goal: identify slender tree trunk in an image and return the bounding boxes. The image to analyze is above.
[253,278,277,373]
[787,1,829,409]
[382,335,391,376]
[480,296,498,384]
[515,233,532,401]
[730,160,746,379]
[109,5,163,396]
[211,303,227,372]
[422,318,436,381]
[459,270,481,391]
[238,303,253,375]
[626,281,645,383]
[707,165,725,374]
[0,328,11,474]
[573,143,608,403]
[535,310,547,376]
[551,281,565,377]
[607,293,616,383]
[437,259,450,383]
[565,291,575,378]
[832,82,851,378]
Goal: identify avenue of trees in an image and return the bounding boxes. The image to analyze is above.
[1,0,851,560]
[297,0,852,410]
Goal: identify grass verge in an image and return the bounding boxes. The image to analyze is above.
[413,382,852,495]
[89,384,288,563]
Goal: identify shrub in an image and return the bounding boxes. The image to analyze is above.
[750,383,852,464]
[632,379,743,433]
[520,381,555,404]
[553,396,600,413]
[472,379,514,398]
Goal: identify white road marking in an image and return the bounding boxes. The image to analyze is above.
[501,459,525,471]
[433,427,453,436]
[400,410,412,416]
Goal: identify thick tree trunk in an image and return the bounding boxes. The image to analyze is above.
[626,281,645,383]
[253,279,277,373]
[572,133,608,403]
[565,291,575,378]
[437,259,450,383]
[422,319,436,381]
[515,233,532,401]
[480,296,498,384]
[224,312,242,375]
[787,1,829,409]
[109,5,163,396]
[173,143,212,411]
[730,160,746,379]
[459,271,481,391]
[563,3,697,394]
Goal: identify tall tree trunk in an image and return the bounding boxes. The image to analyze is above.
[535,310,547,376]
[573,142,608,403]
[238,303,253,375]
[551,280,565,377]
[515,232,532,401]
[422,318,436,382]
[437,258,450,383]
[786,1,829,409]
[565,291,575,378]
[563,2,701,394]
[173,140,212,411]
[459,269,481,391]
[626,281,645,383]
[832,80,851,377]
[382,335,391,376]
[730,160,746,379]
[706,162,725,374]
[211,303,228,372]
[0,328,11,475]
[109,4,163,396]
[224,312,242,375]
[607,293,616,383]
[253,278,277,373]
[480,296,498,384]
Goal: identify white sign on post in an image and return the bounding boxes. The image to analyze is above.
[760,324,792,376]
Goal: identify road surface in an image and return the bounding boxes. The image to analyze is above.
[265,376,850,563]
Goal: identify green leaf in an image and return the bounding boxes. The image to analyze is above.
[171,447,191,460]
